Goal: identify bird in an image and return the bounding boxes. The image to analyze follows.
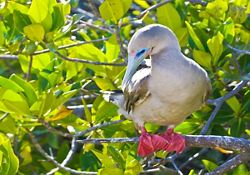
[105,24,212,157]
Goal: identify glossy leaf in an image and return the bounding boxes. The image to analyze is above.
[202,159,218,172]
[185,21,205,51]
[157,3,181,30]
[24,24,45,42]
[207,32,224,64]
[10,74,37,106]
[0,134,19,175]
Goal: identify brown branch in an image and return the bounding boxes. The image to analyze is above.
[55,51,126,66]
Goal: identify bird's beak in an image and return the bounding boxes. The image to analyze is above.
[122,48,150,90]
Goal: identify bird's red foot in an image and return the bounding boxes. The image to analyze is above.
[161,128,186,153]
[138,127,169,157]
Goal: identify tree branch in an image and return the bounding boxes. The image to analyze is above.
[54,51,126,66]
[137,0,172,19]
[206,154,250,175]
[202,79,249,134]
[76,135,250,153]
[225,42,250,55]
[28,132,97,175]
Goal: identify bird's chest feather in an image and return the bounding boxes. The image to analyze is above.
[131,59,205,126]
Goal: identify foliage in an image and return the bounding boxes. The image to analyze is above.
[0,0,249,174]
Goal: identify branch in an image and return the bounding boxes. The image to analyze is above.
[47,136,78,175]
[225,42,250,55]
[0,54,18,60]
[206,154,250,175]
[76,135,250,153]
[186,0,208,6]
[201,79,249,134]
[137,0,172,19]
[75,119,125,137]
[55,51,126,66]
[115,25,127,60]
[28,132,97,175]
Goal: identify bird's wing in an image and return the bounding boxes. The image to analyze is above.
[123,68,151,113]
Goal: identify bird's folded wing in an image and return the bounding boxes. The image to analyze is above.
[124,68,151,113]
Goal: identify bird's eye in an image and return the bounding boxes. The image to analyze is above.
[136,49,146,57]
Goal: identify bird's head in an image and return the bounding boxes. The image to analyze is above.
[122,24,180,89]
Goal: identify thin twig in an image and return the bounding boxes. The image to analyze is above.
[47,136,78,175]
[137,0,172,19]
[79,21,114,33]
[0,54,18,60]
[55,51,126,66]
[75,119,125,137]
[206,154,250,175]
[115,25,127,60]
[34,38,109,55]
[40,119,73,138]
[225,42,250,55]
[0,38,110,60]
[186,0,208,6]
[179,148,208,169]
[28,132,97,175]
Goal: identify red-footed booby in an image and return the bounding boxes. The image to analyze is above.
[106,24,212,157]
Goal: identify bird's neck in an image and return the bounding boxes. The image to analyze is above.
[151,48,183,68]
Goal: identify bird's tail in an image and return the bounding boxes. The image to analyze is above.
[103,90,124,107]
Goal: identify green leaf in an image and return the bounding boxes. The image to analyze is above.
[0,89,31,116]
[99,0,132,23]
[222,17,235,43]
[157,3,182,30]
[193,50,212,69]
[51,5,65,31]
[202,159,218,172]
[0,115,17,134]
[108,146,125,170]
[94,77,116,90]
[124,155,142,175]
[175,121,200,134]
[13,10,31,32]
[0,76,24,93]
[230,118,245,137]
[10,74,37,106]
[207,32,224,64]
[24,24,45,42]
[28,0,48,23]
[206,0,228,20]
[0,134,19,175]
[82,98,92,122]
[232,164,249,175]
[95,101,118,122]
[0,22,7,46]
[185,21,205,51]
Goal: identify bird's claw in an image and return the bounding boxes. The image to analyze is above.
[137,128,185,157]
